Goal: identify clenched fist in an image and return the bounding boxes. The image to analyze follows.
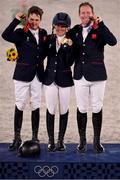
[61,38,73,46]
[15,12,26,20]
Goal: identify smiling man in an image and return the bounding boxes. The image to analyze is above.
[68,2,117,153]
[2,6,47,151]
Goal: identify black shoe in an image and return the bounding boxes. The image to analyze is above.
[56,140,66,151]
[77,142,87,153]
[48,142,55,152]
[10,106,23,151]
[9,138,22,151]
[93,143,105,153]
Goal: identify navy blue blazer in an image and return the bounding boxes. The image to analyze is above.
[44,34,74,87]
[2,18,47,82]
[68,21,117,81]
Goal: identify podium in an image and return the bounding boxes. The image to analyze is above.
[0,143,120,179]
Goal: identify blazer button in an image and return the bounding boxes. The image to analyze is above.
[54,70,56,72]
[55,54,57,56]
[37,56,39,58]
[82,52,85,55]
[82,61,84,64]
[55,62,57,64]
[83,44,85,46]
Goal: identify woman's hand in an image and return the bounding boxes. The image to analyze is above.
[61,38,73,46]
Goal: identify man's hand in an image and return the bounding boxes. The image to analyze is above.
[90,15,102,24]
[15,12,26,21]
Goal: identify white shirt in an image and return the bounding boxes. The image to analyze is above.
[82,25,92,42]
[56,35,65,51]
[29,28,39,44]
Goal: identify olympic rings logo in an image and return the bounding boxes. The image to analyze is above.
[34,165,59,177]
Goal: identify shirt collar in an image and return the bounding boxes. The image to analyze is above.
[82,24,92,33]
[29,28,39,35]
[56,35,65,42]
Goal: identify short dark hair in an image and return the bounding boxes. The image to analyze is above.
[28,6,43,19]
[79,2,94,14]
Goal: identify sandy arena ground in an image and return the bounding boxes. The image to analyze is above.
[0,0,120,144]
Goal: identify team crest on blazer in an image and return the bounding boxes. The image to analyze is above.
[91,33,97,39]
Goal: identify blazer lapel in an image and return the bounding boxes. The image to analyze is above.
[76,25,83,45]
[84,26,95,42]
[49,35,57,54]
[27,30,37,44]
[38,29,42,45]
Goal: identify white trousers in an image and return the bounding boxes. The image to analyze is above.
[74,77,106,113]
[14,76,42,111]
[44,83,71,115]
